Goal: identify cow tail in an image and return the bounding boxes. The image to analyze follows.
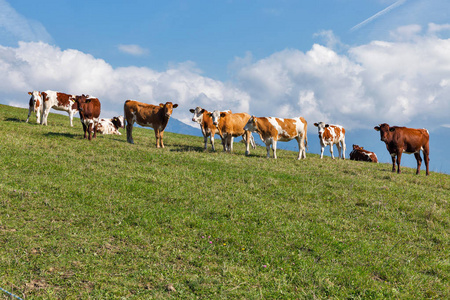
[304,122,309,151]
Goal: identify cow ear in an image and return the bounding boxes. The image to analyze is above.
[389,127,395,132]
[159,103,164,108]
[86,99,92,103]
[28,92,32,95]
[374,126,380,131]
[173,104,178,108]
[200,109,205,113]
[314,123,318,127]
[325,124,330,128]
[189,109,195,113]
[220,112,227,117]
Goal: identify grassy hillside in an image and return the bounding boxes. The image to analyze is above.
[1,104,449,299]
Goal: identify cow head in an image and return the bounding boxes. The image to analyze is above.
[352,144,363,150]
[112,116,125,128]
[208,110,231,127]
[160,102,178,118]
[374,123,393,142]
[189,107,206,124]
[28,91,42,110]
[314,122,329,136]
[244,116,257,132]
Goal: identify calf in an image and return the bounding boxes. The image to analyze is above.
[314,122,346,159]
[97,116,124,135]
[26,91,43,124]
[74,95,101,140]
[349,144,378,163]
[374,123,430,175]
[244,116,308,159]
[41,90,79,126]
[189,107,222,151]
[209,110,255,155]
[124,100,178,148]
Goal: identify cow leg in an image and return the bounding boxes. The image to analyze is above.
[82,123,88,139]
[26,107,32,123]
[93,121,98,139]
[265,142,271,158]
[423,147,430,176]
[126,122,134,144]
[341,140,346,159]
[210,134,215,151]
[330,145,335,159]
[244,131,251,156]
[296,136,305,160]
[230,136,234,152]
[36,109,41,124]
[414,152,422,175]
[203,134,208,151]
[160,131,165,148]
[390,154,396,172]
[41,106,51,125]
[154,129,161,148]
[69,111,74,127]
[272,140,278,159]
[396,152,403,174]
[320,145,325,159]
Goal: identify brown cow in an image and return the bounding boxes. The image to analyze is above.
[74,95,101,140]
[349,144,378,163]
[208,110,255,155]
[244,116,308,159]
[124,100,178,148]
[374,123,430,175]
[189,106,224,151]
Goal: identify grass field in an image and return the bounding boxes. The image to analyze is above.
[1,104,449,299]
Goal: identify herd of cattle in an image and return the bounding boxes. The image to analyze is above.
[26,90,431,175]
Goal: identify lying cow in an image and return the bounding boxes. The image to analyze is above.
[124,100,178,148]
[74,95,101,140]
[244,116,308,159]
[96,116,124,135]
[26,91,43,124]
[314,122,346,159]
[349,144,378,163]
[208,110,255,155]
[374,123,430,175]
[41,90,79,126]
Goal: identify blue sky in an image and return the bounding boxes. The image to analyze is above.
[1,0,450,131]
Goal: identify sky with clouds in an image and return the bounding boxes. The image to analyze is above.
[1,0,450,131]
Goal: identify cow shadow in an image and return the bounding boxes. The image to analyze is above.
[5,117,23,123]
[169,145,206,153]
[44,132,78,139]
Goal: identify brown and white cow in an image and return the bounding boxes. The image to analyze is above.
[74,95,101,140]
[374,123,430,175]
[26,91,43,124]
[41,90,79,126]
[349,144,378,163]
[189,107,228,151]
[208,110,255,155]
[124,100,178,148]
[244,116,308,159]
[314,122,346,159]
[96,116,124,135]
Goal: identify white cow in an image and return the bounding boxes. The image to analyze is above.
[26,91,43,124]
[314,122,346,159]
[41,90,79,126]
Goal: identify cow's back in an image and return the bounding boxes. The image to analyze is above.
[222,112,250,135]
[125,100,161,128]
[392,127,429,153]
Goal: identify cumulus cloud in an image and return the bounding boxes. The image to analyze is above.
[117,44,149,56]
[1,25,450,131]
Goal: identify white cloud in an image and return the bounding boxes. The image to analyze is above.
[0,0,52,44]
[117,44,149,56]
[2,25,450,131]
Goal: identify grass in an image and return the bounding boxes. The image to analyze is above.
[0,104,449,299]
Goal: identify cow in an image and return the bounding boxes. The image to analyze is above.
[189,106,228,151]
[41,90,79,126]
[96,116,124,135]
[26,91,43,124]
[244,116,308,160]
[314,122,346,159]
[74,95,101,141]
[374,123,430,175]
[349,144,378,163]
[124,100,178,148]
[208,110,255,155]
